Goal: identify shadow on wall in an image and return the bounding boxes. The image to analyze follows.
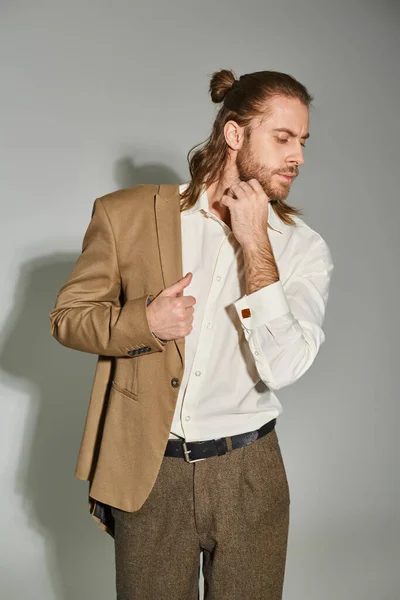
[0,162,182,600]
[114,156,184,189]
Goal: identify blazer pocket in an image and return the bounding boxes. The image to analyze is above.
[110,380,139,402]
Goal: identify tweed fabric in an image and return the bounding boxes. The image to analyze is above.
[111,426,290,599]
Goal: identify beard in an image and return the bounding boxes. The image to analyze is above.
[235,135,296,202]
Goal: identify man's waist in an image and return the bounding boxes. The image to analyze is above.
[168,410,281,442]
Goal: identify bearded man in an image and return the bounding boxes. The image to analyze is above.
[50,68,334,600]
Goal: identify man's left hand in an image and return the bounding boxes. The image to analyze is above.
[219,178,270,249]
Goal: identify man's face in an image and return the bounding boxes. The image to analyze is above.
[235,95,310,202]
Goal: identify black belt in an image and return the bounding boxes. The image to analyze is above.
[164,418,276,463]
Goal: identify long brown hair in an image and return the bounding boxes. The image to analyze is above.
[180,69,313,225]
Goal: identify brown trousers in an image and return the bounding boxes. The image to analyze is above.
[111,426,290,599]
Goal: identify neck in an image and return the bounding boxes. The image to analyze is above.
[206,168,241,226]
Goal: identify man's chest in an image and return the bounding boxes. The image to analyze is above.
[181,215,245,310]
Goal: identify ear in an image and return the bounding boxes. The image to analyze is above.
[224,120,245,151]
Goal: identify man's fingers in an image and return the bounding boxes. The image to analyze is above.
[247,178,265,195]
[163,272,192,297]
[220,194,234,208]
[233,182,251,199]
[180,295,196,308]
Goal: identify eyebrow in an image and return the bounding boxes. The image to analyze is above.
[272,128,310,140]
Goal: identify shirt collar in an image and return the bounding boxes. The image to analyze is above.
[180,183,209,215]
[180,183,283,234]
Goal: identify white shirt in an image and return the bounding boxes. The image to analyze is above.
[168,184,334,441]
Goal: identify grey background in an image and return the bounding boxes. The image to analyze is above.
[0,1,399,599]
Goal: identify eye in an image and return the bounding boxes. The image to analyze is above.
[277,137,307,148]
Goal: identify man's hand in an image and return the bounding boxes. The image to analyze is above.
[220,178,280,293]
[219,178,270,249]
[146,272,196,342]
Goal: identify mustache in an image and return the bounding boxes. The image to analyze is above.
[276,169,298,176]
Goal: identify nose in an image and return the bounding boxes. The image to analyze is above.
[293,144,305,166]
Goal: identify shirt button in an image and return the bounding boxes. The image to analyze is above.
[195,370,201,376]
[254,351,259,356]
[171,377,180,388]
[216,276,222,282]
[185,416,191,421]
[205,322,211,328]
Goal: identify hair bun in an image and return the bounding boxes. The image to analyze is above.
[209,69,237,103]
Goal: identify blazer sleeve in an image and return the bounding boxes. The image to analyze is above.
[49,197,165,357]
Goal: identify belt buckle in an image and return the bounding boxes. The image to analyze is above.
[182,441,206,463]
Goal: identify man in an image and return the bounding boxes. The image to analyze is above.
[50,69,334,599]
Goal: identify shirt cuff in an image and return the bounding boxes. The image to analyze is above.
[233,281,291,330]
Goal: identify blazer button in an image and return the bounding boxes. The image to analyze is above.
[127,350,136,357]
[171,377,180,388]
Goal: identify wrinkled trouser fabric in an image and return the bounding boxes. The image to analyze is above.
[111,426,290,600]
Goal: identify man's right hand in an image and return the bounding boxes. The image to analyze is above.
[146,272,196,342]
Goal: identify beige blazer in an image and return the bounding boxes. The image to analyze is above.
[50,184,186,536]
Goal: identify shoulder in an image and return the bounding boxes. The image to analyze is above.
[96,184,159,214]
[285,214,334,271]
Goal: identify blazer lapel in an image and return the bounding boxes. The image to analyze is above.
[154,184,185,366]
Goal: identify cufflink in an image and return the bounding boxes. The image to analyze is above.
[241,308,251,319]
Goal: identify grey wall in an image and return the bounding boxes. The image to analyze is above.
[1,1,399,599]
